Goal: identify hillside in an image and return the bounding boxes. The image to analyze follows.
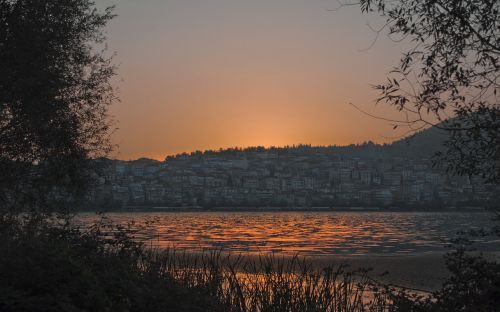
[386,126,447,159]
[107,126,448,164]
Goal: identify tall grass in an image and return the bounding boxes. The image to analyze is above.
[139,249,420,312]
[91,214,432,311]
[9,213,498,311]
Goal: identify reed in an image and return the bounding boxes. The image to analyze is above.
[138,249,418,312]
[0,214,443,312]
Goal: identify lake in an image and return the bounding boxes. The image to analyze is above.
[77,211,497,257]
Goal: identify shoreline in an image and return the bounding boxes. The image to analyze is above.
[167,251,499,291]
[75,210,498,291]
[313,253,449,291]
[80,206,491,213]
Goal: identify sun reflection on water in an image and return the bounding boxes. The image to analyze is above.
[77,212,495,256]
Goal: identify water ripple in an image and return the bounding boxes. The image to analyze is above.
[77,211,497,256]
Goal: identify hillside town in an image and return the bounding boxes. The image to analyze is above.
[88,145,499,210]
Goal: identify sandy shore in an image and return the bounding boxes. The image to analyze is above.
[175,251,499,291]
[312,253,449,291]
[243,253,449,291]
[301,251,499,291]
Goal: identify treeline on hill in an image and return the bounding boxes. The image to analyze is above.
[83,126,479,212]
[165,126,446,161]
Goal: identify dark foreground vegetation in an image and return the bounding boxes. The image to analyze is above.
[1,0,499,311]
[1,214,499,312]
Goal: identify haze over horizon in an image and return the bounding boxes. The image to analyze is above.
[99,0,414,160]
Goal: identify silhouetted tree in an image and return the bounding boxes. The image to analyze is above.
[0,0,116,212]
[350,0,500,183]
[349,2,500,310]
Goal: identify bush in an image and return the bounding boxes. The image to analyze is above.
[0,215,221,312]
[0,213,393,312]
[1,213,499,312]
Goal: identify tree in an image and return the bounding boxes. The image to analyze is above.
[349,2,500,310]
[0,0,116,212]
[351,0,500,183]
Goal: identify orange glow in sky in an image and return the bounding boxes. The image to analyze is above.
[100,0,412,160]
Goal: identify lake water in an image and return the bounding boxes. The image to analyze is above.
[77,211,498,257]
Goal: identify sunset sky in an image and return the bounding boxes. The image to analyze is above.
[99,0,412,160]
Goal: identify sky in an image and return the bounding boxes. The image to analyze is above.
[98,0,412,160]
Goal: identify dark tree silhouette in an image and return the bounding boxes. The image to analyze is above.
[0,0,116,212]
[346,0,500,182]
[347,2,500,310]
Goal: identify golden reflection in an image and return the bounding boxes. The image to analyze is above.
[77,212,493,256]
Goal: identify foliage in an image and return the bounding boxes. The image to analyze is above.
[356,0,500,183]
[0,0,117,212]
[0,215,432,312]
[0,214,381,312]
[349,1,500,311]
[4,213,500,312]
[159,253,379,312]
[0,215,221,312]
[431,248,500,311]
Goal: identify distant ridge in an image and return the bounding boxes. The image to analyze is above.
[110,126,448,163]
[387,126,447,159]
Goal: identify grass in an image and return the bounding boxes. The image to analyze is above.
[1,213,498,311]
[143,250,384,311]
